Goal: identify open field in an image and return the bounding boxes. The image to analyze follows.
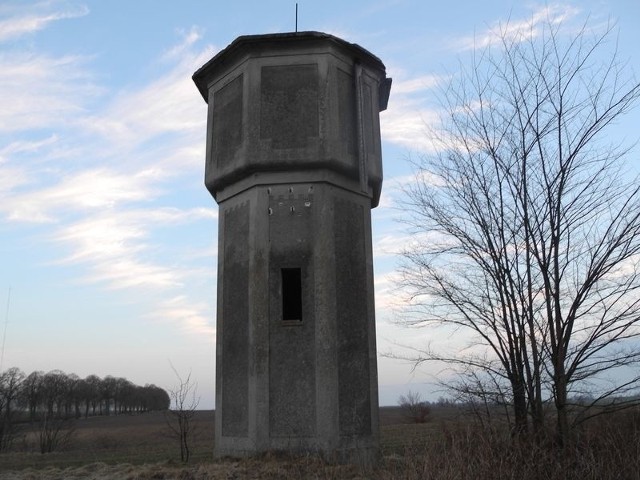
[0,408,437,469]
[0,407,441,478]
[0,410,215,471]
[0,406,638,479]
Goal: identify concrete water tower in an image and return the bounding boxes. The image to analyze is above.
[193,31,390,463]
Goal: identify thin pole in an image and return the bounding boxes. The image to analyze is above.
[0,287,10,373]
[295,3,298,32]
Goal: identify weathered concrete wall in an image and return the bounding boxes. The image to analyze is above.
[194,31,390,464]
[195,32,388,207]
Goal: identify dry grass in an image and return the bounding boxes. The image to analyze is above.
[0,407,638,479]
[0,456,364,480]
[0,411,214,471]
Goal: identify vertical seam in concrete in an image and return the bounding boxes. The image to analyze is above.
[354,63,368,195]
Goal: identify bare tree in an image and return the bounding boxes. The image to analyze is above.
[398,390,431,423]
[37,411,75,454]
[0,367,24,451]
[63,373,79,418]
[0,367,24,420]
[101,375,117,416]
[143,384,171,412]
[14,369,167,422]
[399,17,640,445]
[165,367,199,462]
[19,370,43,422]
[84,374,102,416]
[41,370,68,417]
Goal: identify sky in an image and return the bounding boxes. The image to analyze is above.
[1,0,639,409]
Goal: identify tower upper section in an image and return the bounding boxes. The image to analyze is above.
[193,32,391,207]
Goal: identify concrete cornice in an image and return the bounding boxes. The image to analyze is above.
[192,31,387,102]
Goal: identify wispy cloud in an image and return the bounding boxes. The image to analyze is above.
[379,5,584,153]
[1,168,162,223]
[374,270,406,312]
[52,207,216,288]
[453,4,581,51]
[381,97,440,152]
[391,74,441,95]
[0,166,29,195]
[0,52,100,133]
[162,26,205,61]
[379,69,443,152]
[0,1,88,42]
[0,3,218,337]
[84,43,214,151]
[0,134,58,159]
[147,295,215,336]
[374,233,413,258]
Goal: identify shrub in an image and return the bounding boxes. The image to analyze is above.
[398,391,431,423]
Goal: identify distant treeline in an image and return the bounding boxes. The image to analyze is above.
[0,367,170,423]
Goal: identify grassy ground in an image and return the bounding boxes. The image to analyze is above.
[0,406,638,479]
[0,411,215,471]
[0,407,434,478]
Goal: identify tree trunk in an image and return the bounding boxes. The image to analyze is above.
[555,372,569,446]
[512,379,529,436]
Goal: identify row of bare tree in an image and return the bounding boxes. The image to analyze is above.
[0,367,170,451]
[0,367,169,424]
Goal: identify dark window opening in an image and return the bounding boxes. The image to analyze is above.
[282,268,302,321]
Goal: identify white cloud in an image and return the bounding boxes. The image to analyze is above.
[378,5,584,154]
[380,69,443,152]
[454,4,581,51]
[0,1,89,42]
[0,137,56,194]
[0,135,58,159]
[0,166,29,194]
[1,168,161,223]
[84,45,215,150]
[391,74,441,95]
[0,52,100,133]
[147,295,215,336]
[57,215,146,262]
[52,207,215,288]
[374,233,412,258]
[381,99,440,152]
[0,17,218,337]
[375,270,406,312]
[88,259,180,289]
[163,26,204,61]
[53,207,216,264]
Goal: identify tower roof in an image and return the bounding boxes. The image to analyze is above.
[193,31,388,104]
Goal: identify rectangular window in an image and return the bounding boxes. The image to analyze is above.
[281,268,302,322]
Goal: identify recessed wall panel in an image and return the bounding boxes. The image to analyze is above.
[268,189,316,437]
[335,198,371,436]
[213,74,244,168]
[260,65,319,149]
[221,202,250,437]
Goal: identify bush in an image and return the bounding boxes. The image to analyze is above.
[38,413,76,454]
[398,391,431,423]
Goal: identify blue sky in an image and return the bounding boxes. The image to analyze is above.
[1,0,639,408]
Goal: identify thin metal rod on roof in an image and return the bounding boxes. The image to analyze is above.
[295,3,298,32]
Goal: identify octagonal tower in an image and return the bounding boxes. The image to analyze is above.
[193,31,390,463]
